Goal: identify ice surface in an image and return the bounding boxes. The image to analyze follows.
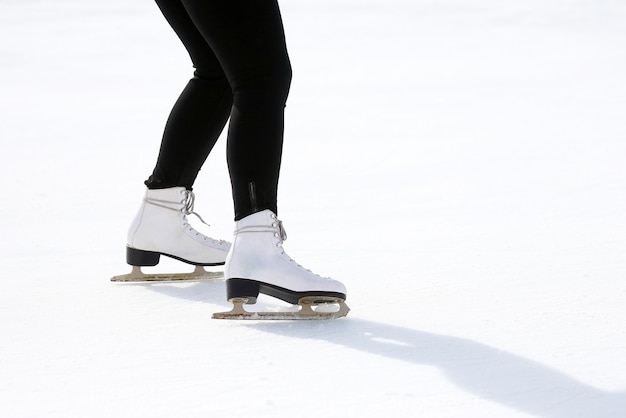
[1,0,625,417]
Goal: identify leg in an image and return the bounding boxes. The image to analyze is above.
[178,0,292,220]
[146,0,233,190]
[123,0,233,273]
[151,1,348,314]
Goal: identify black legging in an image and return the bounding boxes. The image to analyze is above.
[145,0,292,221]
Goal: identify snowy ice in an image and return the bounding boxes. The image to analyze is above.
[1,0,625,417]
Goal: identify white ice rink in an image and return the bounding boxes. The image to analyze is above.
[1,1,625,416]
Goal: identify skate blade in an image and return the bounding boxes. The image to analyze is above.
[110,265,223,282]
[212,296,350,320]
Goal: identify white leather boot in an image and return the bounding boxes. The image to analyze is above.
[224,210,347,305]
[126,187,230,266]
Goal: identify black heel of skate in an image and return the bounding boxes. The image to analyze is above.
[126,246,161,266]
[226,279,261,304]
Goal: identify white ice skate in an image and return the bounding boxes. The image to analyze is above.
[111,187,230,282]
[212,210,349,319]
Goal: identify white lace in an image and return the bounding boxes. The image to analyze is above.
[180,189,210,227]
[270,213,320,276]
[145,189,224,244]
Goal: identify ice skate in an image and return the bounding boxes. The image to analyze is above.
[111,187,230,282]
[212,210,349,319]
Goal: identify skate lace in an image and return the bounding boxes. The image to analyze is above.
[145,190,224,244]
[180,190,210,227]
[270,214,320,276]
[270,213,287,248]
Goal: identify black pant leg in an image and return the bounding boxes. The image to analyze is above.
[149,0,292,221]
[179,0,292,220]
[146,0,233,190]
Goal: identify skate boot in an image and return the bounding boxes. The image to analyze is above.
[213,210,349,319]
[111,187,230,282]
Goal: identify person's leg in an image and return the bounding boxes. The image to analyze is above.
[146,0,233,190]
[179,0,292,220]
[124,0,233,274]
[176,0,347,313]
